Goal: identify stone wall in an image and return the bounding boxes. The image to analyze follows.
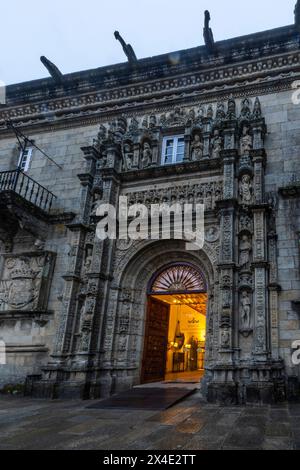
[0,15,300,400]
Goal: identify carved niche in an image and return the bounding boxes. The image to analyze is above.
[93,97,263,173]
[0,252,55,312]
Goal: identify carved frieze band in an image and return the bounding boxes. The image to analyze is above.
[1,51,300,129]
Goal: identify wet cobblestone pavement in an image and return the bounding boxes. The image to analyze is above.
[0,392,299,450]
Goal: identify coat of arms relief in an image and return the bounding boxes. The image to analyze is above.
[0,252,55,312]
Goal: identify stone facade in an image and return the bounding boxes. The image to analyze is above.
[0,5,300,404]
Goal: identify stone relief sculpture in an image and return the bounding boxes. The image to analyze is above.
[94,98,263,173]
[239,234,252,269]
[90,191,103,216]
[239,213,253,233]
[124,181,223,210]
[207,105,214,119]
[240,291,251,330]
[239,175,253,205]
[0,253,55,312]
[240,126,253,155]
[215,103,226,122]
[0,258,37,311]
[123,142,134,171]
[222,289,231,309]
[205,226,220,243]
[149,115,157,128]
[191,134,204,160]
[220,328,230,349]
[226,97,236,120]
[211,129,223,158]
[141,142,152,168]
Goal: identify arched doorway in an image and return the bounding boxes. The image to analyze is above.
[141,263,208,384]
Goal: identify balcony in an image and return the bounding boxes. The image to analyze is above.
[0,169,56,213]
[0,169,57,246]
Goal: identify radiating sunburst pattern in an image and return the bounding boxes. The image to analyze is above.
[151,264,207,294]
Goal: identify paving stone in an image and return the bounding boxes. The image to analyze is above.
[223,425,265,449]
[174,415,207,434]
[262,438,294,450]
[265,422,292,437]
[0,397,299,450]
[183,436,224,450]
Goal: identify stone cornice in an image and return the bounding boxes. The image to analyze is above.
[120,157,222,182]
[1,47,300,135]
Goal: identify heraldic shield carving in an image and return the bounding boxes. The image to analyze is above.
[0,252,56,312]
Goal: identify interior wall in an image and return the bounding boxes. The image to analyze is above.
[165,302,206,373]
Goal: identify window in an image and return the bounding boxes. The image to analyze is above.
[162,135,185,165]
[18,147,33,172]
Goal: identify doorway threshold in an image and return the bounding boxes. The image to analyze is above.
[134,381,200,390]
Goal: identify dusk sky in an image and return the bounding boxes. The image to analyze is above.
[0,0,296,85]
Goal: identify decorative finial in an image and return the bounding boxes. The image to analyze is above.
[114,31,138,64]
[40,56,63,84]
[203,10,215,53]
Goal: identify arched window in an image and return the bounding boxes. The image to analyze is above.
[149,263,207,295]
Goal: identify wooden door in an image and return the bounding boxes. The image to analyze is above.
[141,297,170,384]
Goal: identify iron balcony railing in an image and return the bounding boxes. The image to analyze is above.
[0,169,56,213]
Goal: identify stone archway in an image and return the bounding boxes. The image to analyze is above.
[101,239,218,395]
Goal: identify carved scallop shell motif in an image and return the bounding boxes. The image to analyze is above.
[150,264,207,293]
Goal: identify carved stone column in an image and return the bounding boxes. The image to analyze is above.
[208,137,239,402]
[252,146,269,360]
[87,144,122,397]
[52,147,98,359]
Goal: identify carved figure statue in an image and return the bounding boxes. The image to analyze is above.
[240,126,253,155]
[141,142,152,168]
[239,234,252,269]
[221,329,230,348]
[211,129,222,158]
[207,105,214,119]
[240,175,252,204]
[91,192,103,215]
[191,134,203,160]
[240,291,251,329]
[149,115,157,128]
[226,97,236,120]
[123,143,134,171]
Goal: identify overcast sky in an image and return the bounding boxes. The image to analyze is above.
[0,0,296,85]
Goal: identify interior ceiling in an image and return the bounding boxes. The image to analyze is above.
[152,293,207,315]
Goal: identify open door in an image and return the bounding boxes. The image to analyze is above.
[141,297,170,383]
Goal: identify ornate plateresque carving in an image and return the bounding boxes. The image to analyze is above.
[124,181,223,210]
[0,252,55,312]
